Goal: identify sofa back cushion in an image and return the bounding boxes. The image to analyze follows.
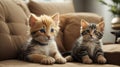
[0,0,30,60]
[28,0,75,16]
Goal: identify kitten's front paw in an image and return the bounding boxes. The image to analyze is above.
[55,57,66,64]
[40,57,55,65]
[65,56,73,62]
[82,55,93,64]
[97,55,107,64]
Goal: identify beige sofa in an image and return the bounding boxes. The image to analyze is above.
[0,0,120,67]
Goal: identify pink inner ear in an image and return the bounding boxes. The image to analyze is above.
[97,22,104,31]
[81,19,89,29]
[29,14,37,27]
[53,15,59,22]
[52,13,59,25]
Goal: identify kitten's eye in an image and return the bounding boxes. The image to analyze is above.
[82,30,89,35]
[51,28,54,32]
[94,30,97,33]
[94,30,98,34]
[86,30,90,33]
[40,29,45,33]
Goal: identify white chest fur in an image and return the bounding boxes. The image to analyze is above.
[32,40,58,56]
[79,37,102,56]
[85,42,96,56]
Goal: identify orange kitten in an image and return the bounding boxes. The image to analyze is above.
[21,13,66,65]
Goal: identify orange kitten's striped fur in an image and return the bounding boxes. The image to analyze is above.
[21,13,66,64]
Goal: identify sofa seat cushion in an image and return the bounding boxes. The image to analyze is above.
[103,44,120,65]
[0,60,119,67]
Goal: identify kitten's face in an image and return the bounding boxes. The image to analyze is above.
[29,13,59,44]
[80,19,104,41]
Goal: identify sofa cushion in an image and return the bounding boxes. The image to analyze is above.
[0,0,30,60]
[103,44,120,65]
[0,60,119,67]
[28,0,75,16]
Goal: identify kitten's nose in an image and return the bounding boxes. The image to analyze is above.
[47,36,50,39]
[47,35,50,39]
[90,34,93,38]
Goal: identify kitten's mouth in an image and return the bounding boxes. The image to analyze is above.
[41,42,48,44]
[89,38,95,41]
[32,39,48,46]
[39,42,48,45]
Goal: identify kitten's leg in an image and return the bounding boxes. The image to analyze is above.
[94,47,107,64]
[76,46,92,64]
[82,55,93,64]
[27,54,55,65]
[65,55,73,62]
[54,51,66,64]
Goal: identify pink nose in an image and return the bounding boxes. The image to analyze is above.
[90,34,92,37]
[47,36,50,39]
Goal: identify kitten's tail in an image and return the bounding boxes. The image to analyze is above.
[62,51,73,62]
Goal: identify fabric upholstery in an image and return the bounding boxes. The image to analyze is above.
[55,31,66,52]
[103,44,120,65]
[0,60,119,67]
[28,0,75,16]
[0,0,30,60]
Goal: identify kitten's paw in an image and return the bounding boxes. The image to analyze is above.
[55,57,66,64]
[65,56,73,62]
[83,58,93,64]
[82,55,93,64]
[40,57,55,65]
[97,55,107,64]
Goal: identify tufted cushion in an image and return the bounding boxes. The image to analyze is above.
[0,0,30,60]
[28,0,75,16]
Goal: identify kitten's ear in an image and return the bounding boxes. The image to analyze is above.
[97,21,104,31]
[80,19,89,29]
[52,13,59,25]
[29,14,37,27]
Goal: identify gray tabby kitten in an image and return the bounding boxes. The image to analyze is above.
[66,19,107,64]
